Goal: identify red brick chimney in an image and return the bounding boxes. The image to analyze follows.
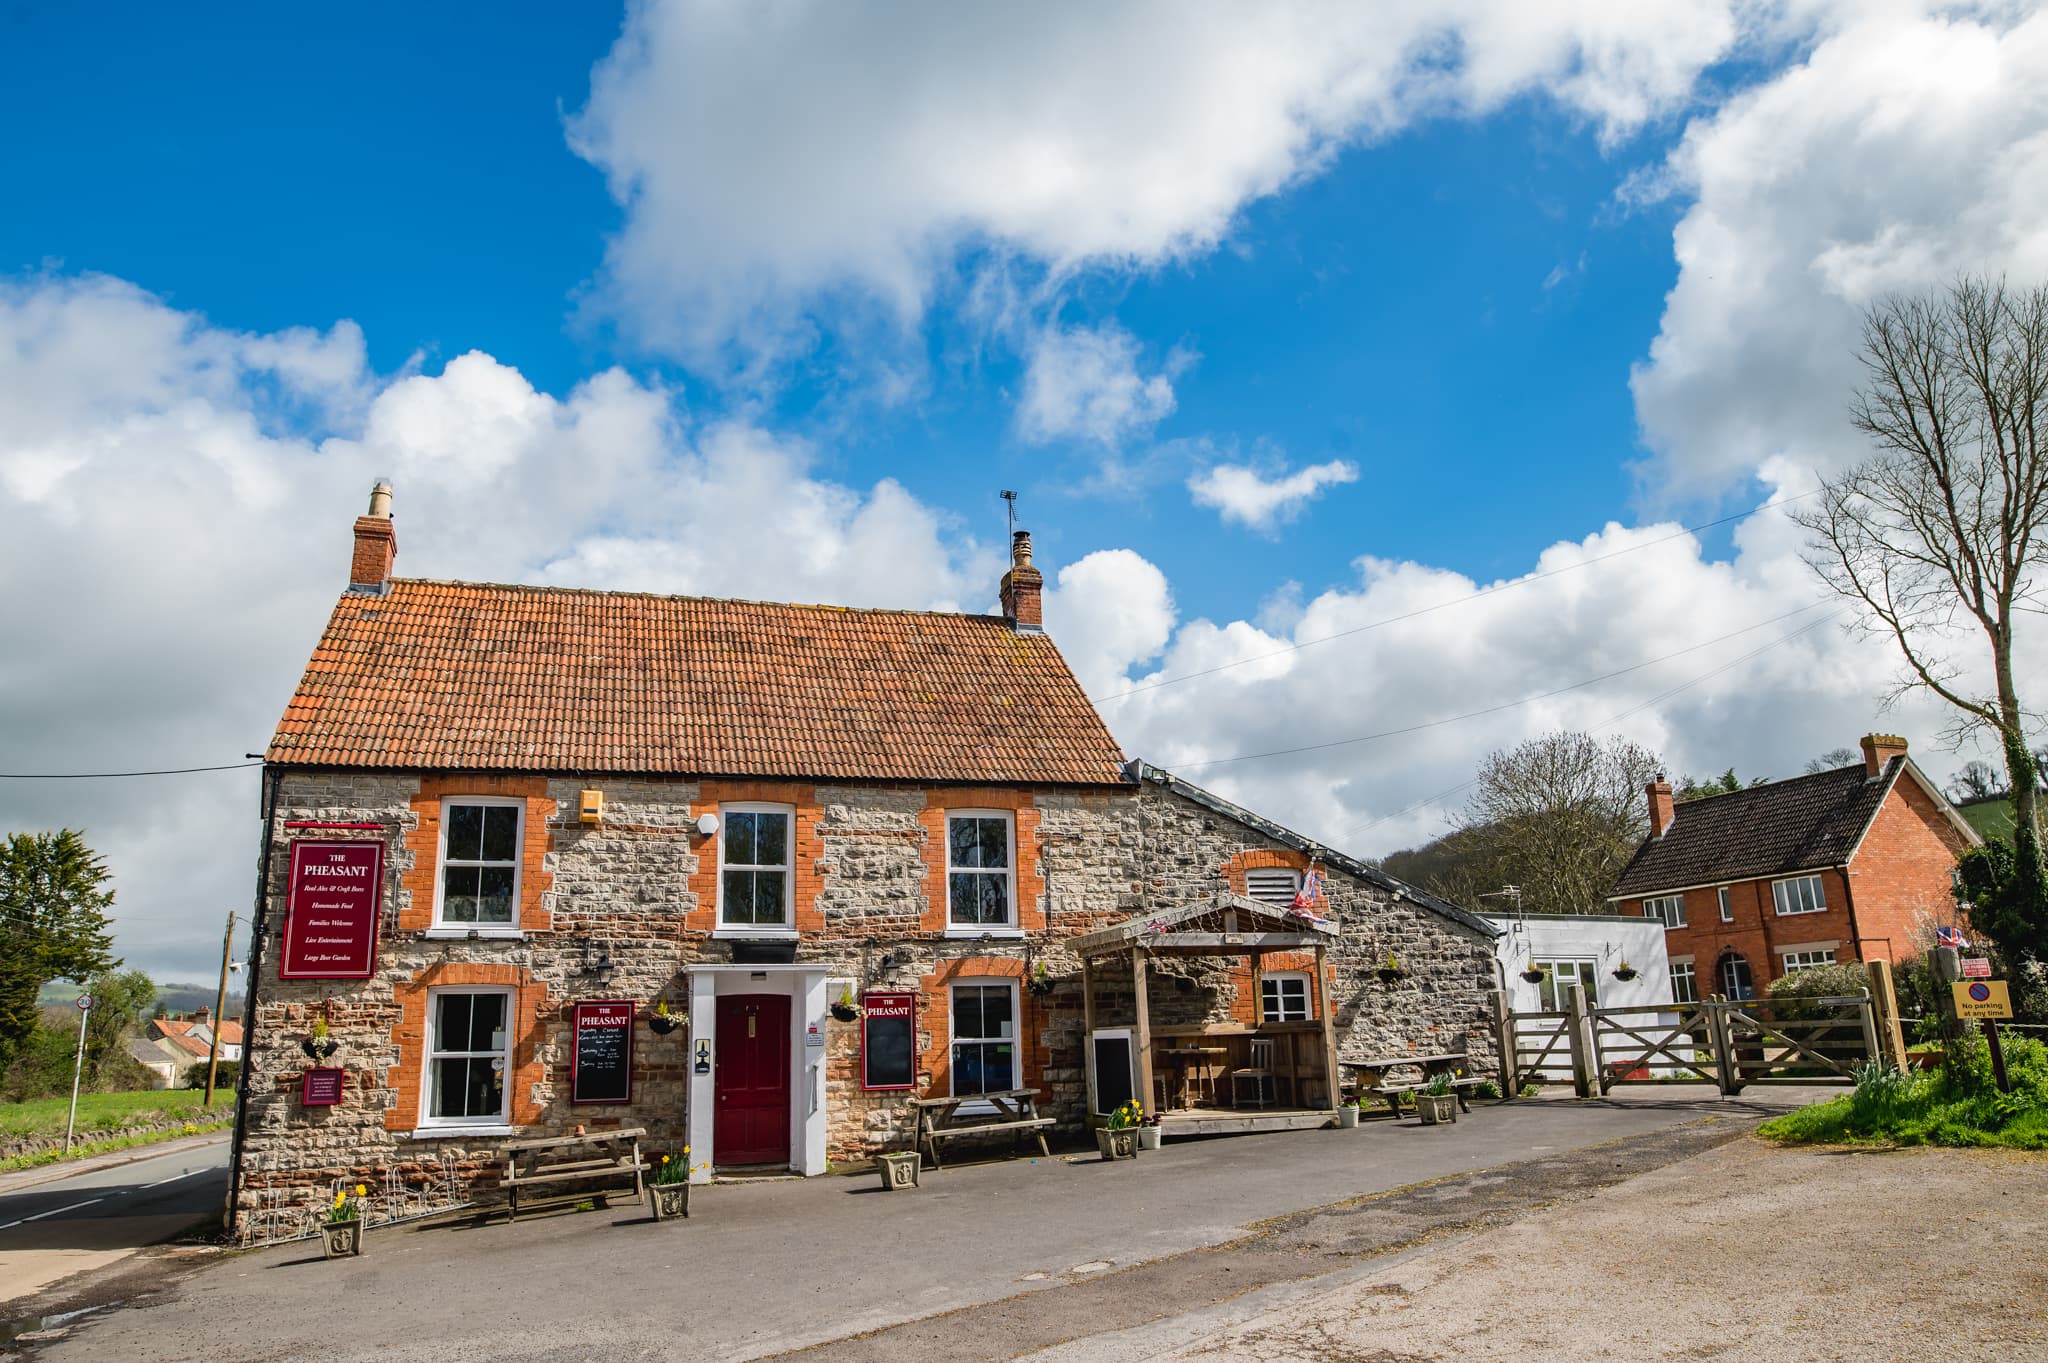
[1000,530,1043,632]
[348,481,396,594]
[1861,733,1908,777]
[1646,776,1675,838]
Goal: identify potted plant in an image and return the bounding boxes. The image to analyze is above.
[1416,1073,1458,1125]
[829,987,860,1023]
[301,1014,340,1061]
[1095,1100,1142,1160]
[1611,961,1640,982]
[322,1183,367,1257]
[648,1147,692,1220]
[877,1149,922,1190]
[1519,960,1548,985]
[1026,961,1056,997]
[1335,1097,1361,1129]
[1376,951,1407,985]
[647,999,683,1035]
[1135,1110,1163,1151]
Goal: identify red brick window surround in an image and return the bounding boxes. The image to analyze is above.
[1222,848,1310,899]
[684,782,824,936]
[916,956,1048,1097]
[402,776,555,935]
[387,962,550,1132]
[919,791,1046,936]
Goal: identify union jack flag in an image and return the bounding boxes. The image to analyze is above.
[1144,918,1168,936]
[1936,925,1969,949]
[1292,869,1326,911]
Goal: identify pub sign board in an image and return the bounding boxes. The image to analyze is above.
[572,1000,635,1105]
[279,840,385,980]
[301,1067,346,1106]
[861,991,915,1091]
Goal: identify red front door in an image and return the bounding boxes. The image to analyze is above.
[714,994,791,1167]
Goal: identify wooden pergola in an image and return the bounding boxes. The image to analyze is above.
[1069,895,1343,1125]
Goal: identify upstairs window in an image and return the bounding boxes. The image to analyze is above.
[720,805,793,930]
[1771,875,1827,916]
[1642,895,1686,928]
[1243,868,1302,906]
[1717,887,1734,923]
[947,812,1016,930]
[436,798,522,931]
[1259,971,1312,1022]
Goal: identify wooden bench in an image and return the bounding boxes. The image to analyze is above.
[907,1089,1054,1169]
[501,1126,649,1221]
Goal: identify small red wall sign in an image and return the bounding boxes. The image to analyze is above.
[302,1067,346,1106]
[279,839,385,980]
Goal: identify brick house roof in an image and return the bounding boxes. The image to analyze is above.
[267,580,1129,786]
[1609,760,1903,898]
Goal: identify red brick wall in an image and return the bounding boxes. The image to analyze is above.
[1626,868,1855,993]
[1846,775,1974,960]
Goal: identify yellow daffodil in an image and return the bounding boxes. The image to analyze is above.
[354,1184,367,1197]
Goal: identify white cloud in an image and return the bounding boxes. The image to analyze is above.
[1631,2,2048,495]
[1188,458,1360,532]
[569,0,1748,362]
[1041,549,1176,697]
[0,275,997,981]
[1015,323,1183,448]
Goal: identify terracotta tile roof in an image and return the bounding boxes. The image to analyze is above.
[1609,761,1899,898]
[268,580,1130,786]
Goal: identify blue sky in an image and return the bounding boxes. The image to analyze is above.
[6,2,2044,978]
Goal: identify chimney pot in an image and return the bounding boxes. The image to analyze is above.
[348,482,397,595]
[1646,776,1675,839]
[1000,528,1044,632]
[1860,733,1908,778]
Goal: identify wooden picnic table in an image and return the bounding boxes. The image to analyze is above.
[501,1125,648,1221]
[1341,1053,1478,1117]
[906,1088,1053,1168]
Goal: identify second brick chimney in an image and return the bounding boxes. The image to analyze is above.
[1861,732,1908,778]
[1000,530,1044,632]
[1646,776,1675,838]
[348,481,396,595]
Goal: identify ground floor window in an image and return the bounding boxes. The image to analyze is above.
[950,981,1017,1097]
[1259,971,1312,1022]
[1780,948,1837,974]
[1536,958,1599,1010]
[423,989,510,1126]
[1670,960,1697,1005]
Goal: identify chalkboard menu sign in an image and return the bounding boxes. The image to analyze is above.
[861,991,915,1091]
[572,1001,635,1105]
[279,840,384,980]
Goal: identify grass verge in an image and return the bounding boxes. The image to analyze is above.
[0,1118,234,1174]
[0,1089,225,1141]
[1758,1033,2048,1152]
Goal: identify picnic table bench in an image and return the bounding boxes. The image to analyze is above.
[501,1126,649,1221]
[907,1089,1053,1169]
[1342,1054,1479,1118]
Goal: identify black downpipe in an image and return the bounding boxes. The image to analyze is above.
[224,763,279,1238]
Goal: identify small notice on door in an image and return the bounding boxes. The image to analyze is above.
[572,1000,635,1104]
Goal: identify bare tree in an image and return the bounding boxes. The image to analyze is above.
[1795,276,2048,936]
[1464,731,1663,916]
[1803,747,1859,775]
[1947,759,2009,804]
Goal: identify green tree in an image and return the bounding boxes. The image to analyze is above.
[0,830,119,1074]
[80,968,155,1088]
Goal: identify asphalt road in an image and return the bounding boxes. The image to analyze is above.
[0,1137,228,1306]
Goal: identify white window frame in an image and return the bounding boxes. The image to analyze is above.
[1535,958,1600,1010]
[416,986,514,1135]
[429,796,524,937]
[948,978,1020,1100]
[1717,886,1734,923]
[1780,948,1837,974]
[1243,868,1302,907]
[944,809,1020,937]
[1771,874,1827,916]
[1259,970,1313,1022]
[1642,894,1686,928]
[1669,959,1698,1006]
[716,802,797,935]
[1718,952,1756,1001]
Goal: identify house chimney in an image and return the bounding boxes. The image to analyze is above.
[1860,733,1908,778]
[348,480,396,595]
[1646,776,1675,838]
[1000,529,1044,632]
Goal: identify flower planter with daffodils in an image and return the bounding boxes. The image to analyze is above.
[1096,1100,1144,1160]
[648,1147,697,1220]
[1416,1073,1458,1125]
[323,1184,367,1258]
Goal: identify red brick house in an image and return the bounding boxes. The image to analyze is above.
[227,486,1498,1223]
[1607,735,1978,1002]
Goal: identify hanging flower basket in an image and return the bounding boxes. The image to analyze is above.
[301,1037,340,1060]
[1377,968,1407,985]
[1519,966,1548,984]
[1611,965,1640,982]
[648,1014,682,1035]
[829,1002,859,1022]
[1027,974,1056,998]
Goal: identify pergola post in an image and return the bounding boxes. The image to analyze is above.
[1316,942,1340,1112]
[1133,947,1155,1117]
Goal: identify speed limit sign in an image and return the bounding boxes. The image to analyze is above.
[76,994,92,1011]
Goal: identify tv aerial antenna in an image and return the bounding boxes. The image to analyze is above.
[1000,489,1018,540]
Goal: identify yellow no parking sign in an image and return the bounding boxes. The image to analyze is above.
[1953,980,2013,1020]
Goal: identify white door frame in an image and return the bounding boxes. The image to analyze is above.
[684,965,831,1182]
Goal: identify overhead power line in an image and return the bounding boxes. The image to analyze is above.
[0,761,263,780]
[1092,489,1818,705]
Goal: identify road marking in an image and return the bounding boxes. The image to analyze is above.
[140,1169,203,1190]
[0,1197,105,1230]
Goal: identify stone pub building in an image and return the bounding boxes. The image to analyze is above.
[228,486,1498,1223]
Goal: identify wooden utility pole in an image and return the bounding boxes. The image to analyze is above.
[203,911,236,1106]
